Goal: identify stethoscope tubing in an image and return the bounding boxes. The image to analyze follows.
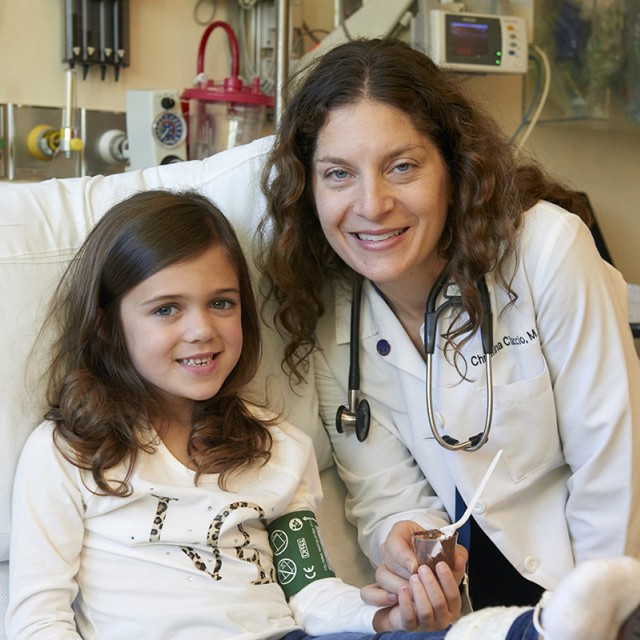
[424,271,494,451]
[426,351,494,451]
[335,277,371,442]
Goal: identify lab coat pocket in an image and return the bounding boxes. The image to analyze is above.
[485,363,561,483]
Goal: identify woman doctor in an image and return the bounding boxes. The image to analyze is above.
[258,37,640,620]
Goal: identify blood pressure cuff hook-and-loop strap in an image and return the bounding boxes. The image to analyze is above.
[267,509,336,599]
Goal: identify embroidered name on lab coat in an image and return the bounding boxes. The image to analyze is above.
[471,327,539,366]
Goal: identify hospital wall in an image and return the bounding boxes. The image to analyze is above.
[1,0,639,284]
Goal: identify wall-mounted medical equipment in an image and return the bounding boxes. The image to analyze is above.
[427,10,528,73]
[125,90,187,171]
[181,21,274,160]
[3,105,61,181]
[64,0,130,80]
[1,103,128,181]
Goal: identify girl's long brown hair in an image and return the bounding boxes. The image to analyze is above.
[258,38,590,382]
[42,189,272,495]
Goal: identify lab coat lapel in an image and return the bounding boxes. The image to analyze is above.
[334,280,427,382]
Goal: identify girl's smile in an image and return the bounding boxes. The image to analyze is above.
[176,352,220,374]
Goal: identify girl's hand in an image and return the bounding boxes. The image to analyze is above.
[367,562,462,632]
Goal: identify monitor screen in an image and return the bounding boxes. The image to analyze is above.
[449,21,490,58]
[445,14,502,67]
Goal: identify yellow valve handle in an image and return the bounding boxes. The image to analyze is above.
[26,124,59,160]
[68,137,84,152]
[56,130,84,154]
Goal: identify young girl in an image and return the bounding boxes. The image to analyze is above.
[6,189,640,640]
[5,189,455,639]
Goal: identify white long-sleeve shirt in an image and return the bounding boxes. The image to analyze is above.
[6,416,377,639]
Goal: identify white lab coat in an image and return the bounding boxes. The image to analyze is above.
[314,201,640,591]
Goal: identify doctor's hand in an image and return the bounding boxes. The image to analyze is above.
[365,562,462,632]
[378,520,468,590]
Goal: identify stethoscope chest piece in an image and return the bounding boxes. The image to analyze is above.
[336,393,370,442]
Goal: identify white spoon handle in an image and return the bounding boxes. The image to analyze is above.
[441,449,503,537]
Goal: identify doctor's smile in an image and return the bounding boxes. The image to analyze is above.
[353,227,409,244]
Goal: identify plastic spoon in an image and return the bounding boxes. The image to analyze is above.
[440,448,503,537]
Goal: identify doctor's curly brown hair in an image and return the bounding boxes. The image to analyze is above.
[258,38,590,383]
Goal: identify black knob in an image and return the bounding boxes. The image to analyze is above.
[160,155,183,165]
[160,97,175,110]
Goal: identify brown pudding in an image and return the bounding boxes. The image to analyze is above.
[411,529,458,571]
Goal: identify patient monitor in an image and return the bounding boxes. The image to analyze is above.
[428,10,528,73]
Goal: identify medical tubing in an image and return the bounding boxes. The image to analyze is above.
[511,53,542,144]
[425,352,466,450]
[338,279,371,439]
[514,45,551,152]
[197,21,239,77]
[470,277,494,451]
[424,272,463,447]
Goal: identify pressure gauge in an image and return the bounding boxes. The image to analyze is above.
[152,111,186,148]
[126,89,188,170]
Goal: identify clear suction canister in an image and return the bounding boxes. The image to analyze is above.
[181,21,274,160]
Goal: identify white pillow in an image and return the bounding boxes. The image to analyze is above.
[0,137,329,561]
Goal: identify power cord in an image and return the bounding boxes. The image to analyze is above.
[511,44,551,152]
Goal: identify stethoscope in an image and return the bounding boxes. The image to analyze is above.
[336,278,371,442]
[336,271,494,451]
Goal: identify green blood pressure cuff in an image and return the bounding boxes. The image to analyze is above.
[267,510,336,599]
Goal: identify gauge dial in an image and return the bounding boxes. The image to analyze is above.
[152,111,186,148]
